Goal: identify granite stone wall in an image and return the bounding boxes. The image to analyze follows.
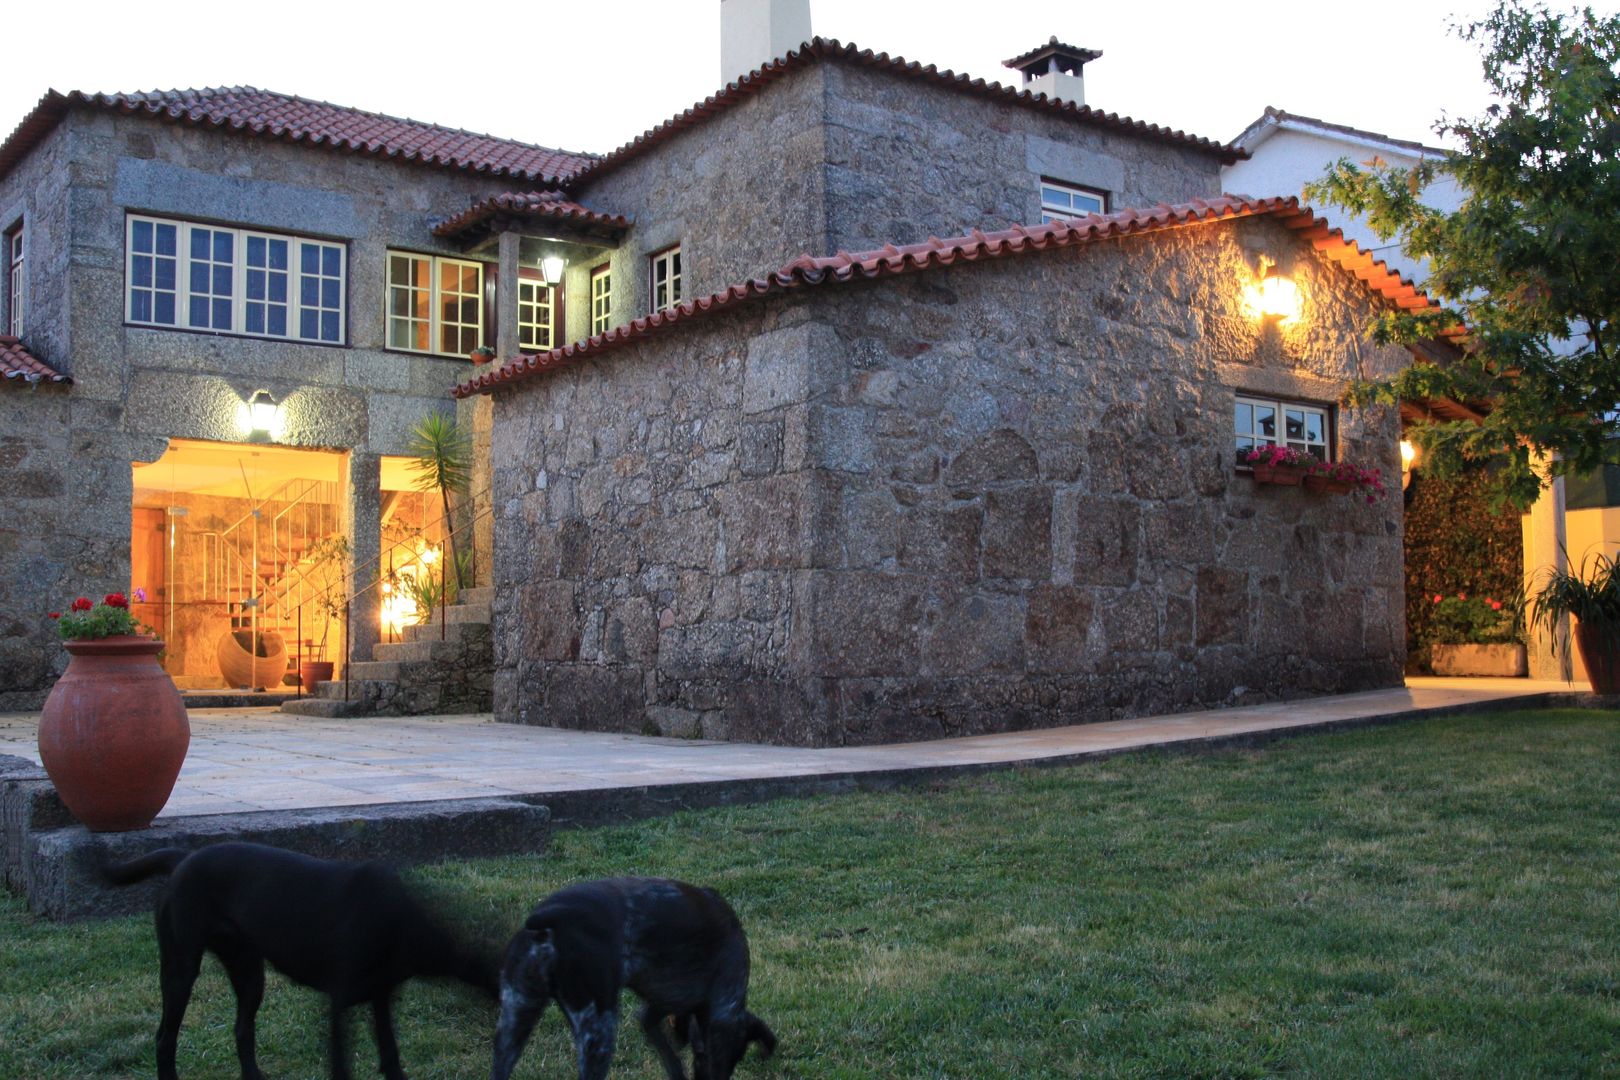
[0,107,515,705]
[489,215,1408,746]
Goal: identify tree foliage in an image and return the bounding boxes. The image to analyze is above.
[1306,1,1620,508]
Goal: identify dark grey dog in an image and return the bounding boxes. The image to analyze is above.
[106,842,496,1080]
[492,877,775,1080]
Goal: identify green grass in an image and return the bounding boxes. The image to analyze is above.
[4,708,1620,1078]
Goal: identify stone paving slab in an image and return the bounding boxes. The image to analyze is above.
[0,678,1585,820]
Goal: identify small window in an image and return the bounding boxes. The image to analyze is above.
[385,251,484,357]
[590,264,612,336]
[518,279,557,352]
[125,214,346,344]
[650,246,682,312]
[6,224,23,337]
[1040,180,1108,224]
[1235,395,1330,465]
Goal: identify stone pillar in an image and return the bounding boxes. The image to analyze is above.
[496,230,521,361]
[343,450,381,672]
[1525,472,1570,680]
[462,230,519,588]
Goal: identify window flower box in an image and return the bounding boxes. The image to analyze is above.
[1243,445,1315,486]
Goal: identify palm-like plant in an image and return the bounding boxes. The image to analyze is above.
[1529,552,1620,653]
[405,412,473,589]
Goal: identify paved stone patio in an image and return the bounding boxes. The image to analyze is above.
[0,678,1575,820]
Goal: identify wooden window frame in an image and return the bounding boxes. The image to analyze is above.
[590,263,612,337]
[649,245,682,312]
[1234,394,1332,466]
[384,250,486,358]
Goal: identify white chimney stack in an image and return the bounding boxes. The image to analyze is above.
[1003,38,1102,108]
[721,0,812,87]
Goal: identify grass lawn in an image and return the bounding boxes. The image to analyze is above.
[3,708,1619,1078]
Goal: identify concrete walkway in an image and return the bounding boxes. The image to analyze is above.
[0,678,1583,821]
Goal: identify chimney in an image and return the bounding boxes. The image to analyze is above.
[721,0,812,87]
[1003,37,1102,107]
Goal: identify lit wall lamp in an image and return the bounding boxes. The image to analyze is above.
[541,255,566,286]
[1400,439,1418,490]
[1245,254,1301,323]
[245,389,280,441]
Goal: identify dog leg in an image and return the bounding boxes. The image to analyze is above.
[638,1006,688,1080]
[215,942,268,1080]
[569,1005,618,1080]
[155,940,204,1080]
[327,1000,352,1080]
[371,993,406,1080]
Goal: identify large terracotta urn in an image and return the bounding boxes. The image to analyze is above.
[1575,621,1620,695]
[38,636,190,831]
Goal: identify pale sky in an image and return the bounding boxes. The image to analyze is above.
[3,0,1504,162]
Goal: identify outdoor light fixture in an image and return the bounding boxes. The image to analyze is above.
[1246,255,1301,323]
[1400,439,1418,490]
[541,255,566,286]
[246,389,279,440]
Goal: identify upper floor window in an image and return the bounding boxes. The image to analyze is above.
[650,246,682,312]
[518,278,557,352]
[1040,180,1107,224]
[386,252,484,357]
[1235,395,1329,464]
[125,215,346,344]
[5,223,21,338]
[590,264,612,337]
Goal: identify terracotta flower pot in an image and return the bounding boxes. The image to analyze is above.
[38,635,190,832]
[1574,620,1620,695]
[300,660,336,689]
[1251,463,1307,486]
[1303,473,1354,494]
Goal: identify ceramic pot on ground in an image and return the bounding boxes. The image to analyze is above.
[300,660,336,689]
[1575,621,1620,694]
[37,635,190,832]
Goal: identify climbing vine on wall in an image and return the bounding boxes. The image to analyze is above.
[1404,463,1524,669]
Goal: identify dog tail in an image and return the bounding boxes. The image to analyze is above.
[746,1012,777,1059]
[102,848,189,886]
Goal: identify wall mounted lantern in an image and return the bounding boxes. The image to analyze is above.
[1246,255,1301,323]
[246,389,280,441]
[541,255,567,287]
[1400,439,1419,490]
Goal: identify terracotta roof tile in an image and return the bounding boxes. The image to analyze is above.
[432,191,632,240]
[0,336,69,384]
[455,195,1442,399]
[1003,37,1103,71]
[563,38,1243,190]
[0,88,594,186]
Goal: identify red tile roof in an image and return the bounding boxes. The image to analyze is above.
[1003,37,1103,71]
[562,38,1243,190]
[0,336,69,384]
[0,88,595,187]
[455,195,1442,399]
[432,191,632,241]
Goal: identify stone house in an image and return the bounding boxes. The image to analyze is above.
[1,12,1435,733]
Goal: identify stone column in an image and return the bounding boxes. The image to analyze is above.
[1525,471,1569,681]
[462,229,519,588]
[343,450,381,672]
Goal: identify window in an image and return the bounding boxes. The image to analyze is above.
[1235,396,1330,464]
[650,246,682,312]
[518,279,557,352]
[386,252,484,357]
[6,224,22,337]
[125,215,346,344]
[590,264,612,336]
[1040,180,1107,224]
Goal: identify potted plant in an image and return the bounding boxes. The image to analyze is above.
[469,345,497,364]
[1529,552,1620,693]
[38,589,190,831]
[1304,458,1387,504]
[1243,444,1315,486]
[299,535,351,689]
[1426,592,1526,676]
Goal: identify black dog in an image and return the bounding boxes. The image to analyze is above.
[492,877,775,1080]
[106,842,496,1080]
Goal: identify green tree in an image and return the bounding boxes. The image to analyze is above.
[1307,1,1620,508]
[405,411,473,589]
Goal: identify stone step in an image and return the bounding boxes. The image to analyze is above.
[278,696,366,718]
[314,678,398,702]
[410,602,492,628]
[370,639,467,664]
[345,660,403,682]
[458,586,495,607]
[401,618,487,644]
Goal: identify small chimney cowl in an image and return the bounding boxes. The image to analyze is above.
[1002,36,1102,107]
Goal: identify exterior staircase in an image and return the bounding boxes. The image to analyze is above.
[279,586,494,718]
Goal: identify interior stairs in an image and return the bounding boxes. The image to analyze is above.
[278,586,494,718]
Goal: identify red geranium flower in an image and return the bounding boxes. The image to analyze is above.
[1491,600,1503,611]
[1433,594,1444,603]
[47,612,60,620]
[104,593,128,609]
[71,597,93,612]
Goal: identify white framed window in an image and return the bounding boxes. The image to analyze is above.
[6,224,23,337]
[125,215,346,344]
[385,252,485,357]
[518,279,556,352]
[1040,179,1107,224]
[650,246,682,312]
[1235,395,1330,464]
[590,264,612,336]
